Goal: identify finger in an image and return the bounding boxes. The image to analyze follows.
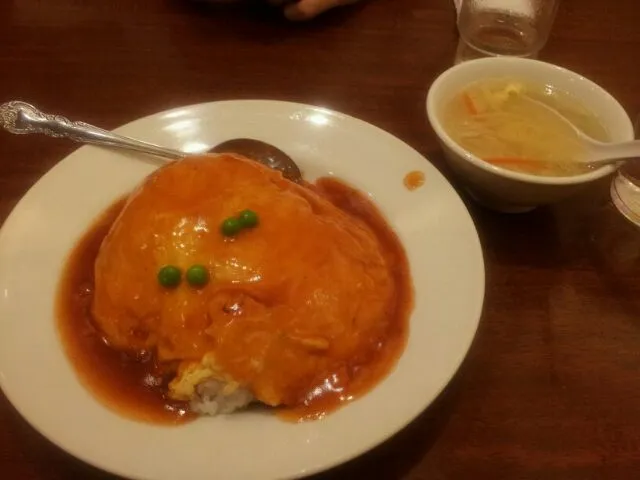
[284,0,359,21]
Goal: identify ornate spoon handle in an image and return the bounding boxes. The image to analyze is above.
[0,101,184,160]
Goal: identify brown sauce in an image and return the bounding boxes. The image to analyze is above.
[403,170,425,191]
[287,177,413,421]
[56,199,193,425]
[57,178,412,424]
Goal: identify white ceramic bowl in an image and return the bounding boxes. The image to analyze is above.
[426,57,634,213]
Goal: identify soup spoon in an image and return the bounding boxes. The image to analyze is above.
[522,96,640,167]
[0,101,303,183]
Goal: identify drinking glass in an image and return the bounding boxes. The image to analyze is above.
[456,0,560,63]
[611,115,640,226]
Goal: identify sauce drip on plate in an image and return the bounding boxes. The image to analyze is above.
[403,171,425,191]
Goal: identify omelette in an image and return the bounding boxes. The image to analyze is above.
[90,153,410,417]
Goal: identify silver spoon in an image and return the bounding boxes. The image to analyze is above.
[520,96,640,166]
[210,138,302,183]
[0,101,303,182]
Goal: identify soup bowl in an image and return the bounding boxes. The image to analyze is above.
[426,57,634,213]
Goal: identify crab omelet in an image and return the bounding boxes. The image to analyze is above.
[92,153,409,417]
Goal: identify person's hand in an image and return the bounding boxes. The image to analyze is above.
[270,0,361,21]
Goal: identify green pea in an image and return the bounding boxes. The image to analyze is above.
[157,265,181,288]
[238,209,259,228]
[186,264,210,287]
[221,217,242,237]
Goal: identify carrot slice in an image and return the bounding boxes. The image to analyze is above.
[461,92,478,115]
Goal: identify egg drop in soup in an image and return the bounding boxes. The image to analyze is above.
[57,153,413,424]
[441,77,611,177]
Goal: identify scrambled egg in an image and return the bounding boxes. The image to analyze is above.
[475,81,526,112]
[168,353,242,401]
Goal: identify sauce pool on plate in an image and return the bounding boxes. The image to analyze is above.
[56,199,193,425]
[56,176,412,424]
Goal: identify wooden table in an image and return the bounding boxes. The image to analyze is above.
[1,1,639,479]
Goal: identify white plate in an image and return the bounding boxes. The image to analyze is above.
[0,100,484,480]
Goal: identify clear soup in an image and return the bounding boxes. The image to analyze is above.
[441,77,610,177]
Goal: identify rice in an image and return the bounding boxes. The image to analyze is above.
[189,378,255,416]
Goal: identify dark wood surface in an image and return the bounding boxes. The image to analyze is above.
[1,1,640,479]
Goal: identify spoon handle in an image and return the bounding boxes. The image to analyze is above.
[589,139,640,165]
[0,101,184,160]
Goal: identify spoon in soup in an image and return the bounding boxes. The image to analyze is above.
[521,96,640,167]
[0,101,303,183]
